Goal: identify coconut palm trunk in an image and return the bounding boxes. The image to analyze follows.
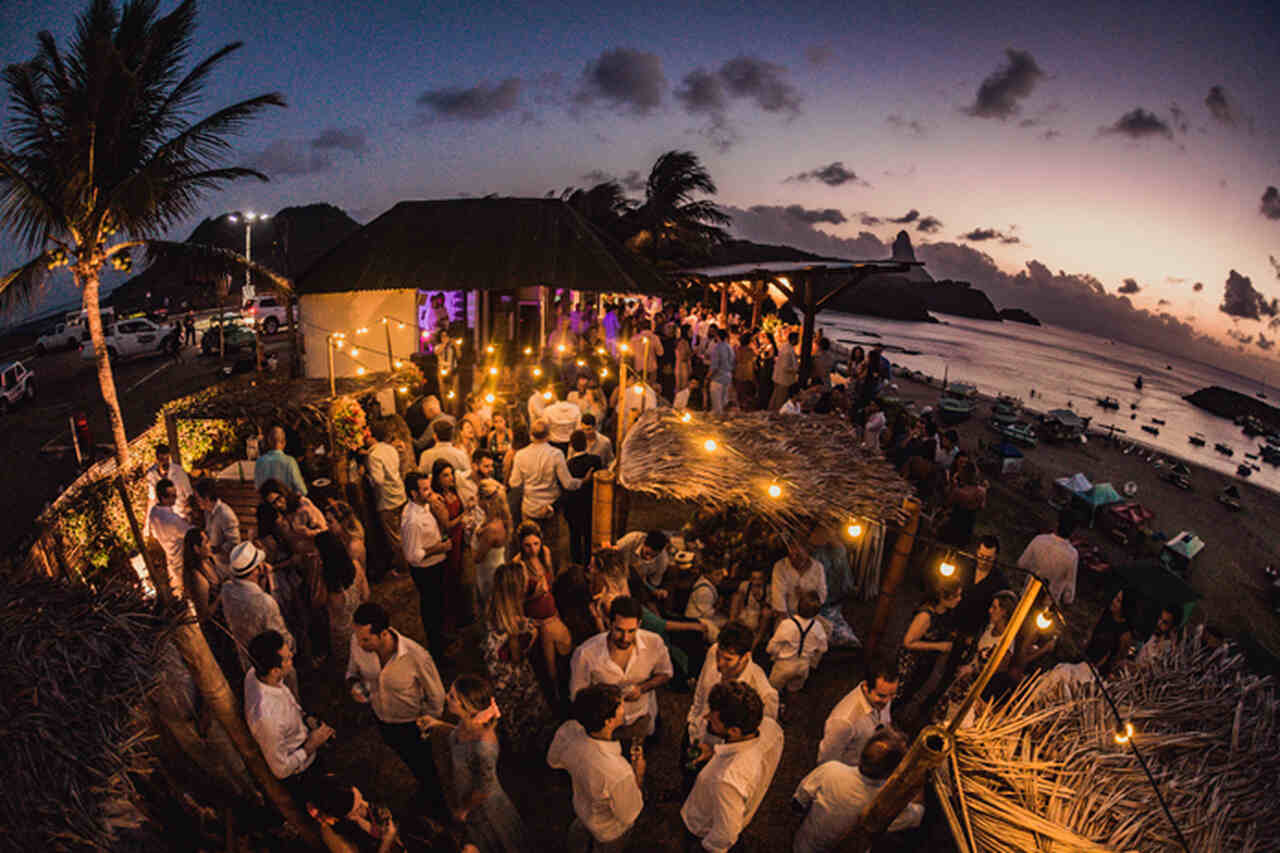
[77,265,130,466]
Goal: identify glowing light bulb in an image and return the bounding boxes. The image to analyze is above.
[533,367,543,378]
[703,438,718,452]
[557,344,566,353]
[524,346,533,356]
[486,345,494,354]
[600,368,609,378]
[489,366,499,376]
[484,393,495,404]
[398,323,406,330]
[596,347,606,356]
[394,360,403,368]
[576,359,586,367]
[350,348,359,357]
[1114,722,1134,745]
[335,340,344,350]
[356,367,366,376]
[542,390,552,401]
[846,522,863,539]
[447,390,456,399]
[357,327,367,334]
[1035,611,1053,630]
[440,368,449,377]
[421,331,429,340]
[397,385,409,394]
[381,317,388,325]
[620,343,630,353]
[632,383,643,394]
[939,561,957,578]
[767,483,782,499]
[680,412,692,423]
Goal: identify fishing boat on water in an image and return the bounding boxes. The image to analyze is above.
[1237,464,1253,478]
[1215,442,1234,457]
[938,382,978,424]
[1134,375,1144,390]
[1150,418,1166,426]
[1261,446,1280,466]
[1188,433,1206,447]
[1096,396,1120,410]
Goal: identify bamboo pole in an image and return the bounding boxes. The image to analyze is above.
[114,475,168,594]
[165,412,182,467]
[840,725,954,852]
[799,275,816,387]
[865,496,921,661]
[591,469,616,548]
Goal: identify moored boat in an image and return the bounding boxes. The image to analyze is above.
[1150,418,1166,425]
[938,382,977,424]
[1097,396,1120,410]
[1141,425,1160,436]
[1188,433,1206,447]
[1237,464,1252,478]
[991,395,1021,425]
[1214,442,1234,457]
[992,420,1038,448]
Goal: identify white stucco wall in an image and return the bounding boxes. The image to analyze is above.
[300,289,420,379]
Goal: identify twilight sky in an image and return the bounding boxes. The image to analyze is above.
[3,0,1279,369]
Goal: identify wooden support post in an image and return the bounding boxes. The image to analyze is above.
[384,317,395,372]
[839,725,954,852]
[115,475,169,595]
[865,497,921,662]
[719,283,728,330]
[591,469,616,548]
[326,335,336,396]
[799,275,816,387]
[165,412,182,467]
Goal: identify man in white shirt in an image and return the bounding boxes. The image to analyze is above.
[568,374,606,423]
[615,529,670,598]
[792,729,923,853]
[147,477,191,595]
[569,596,673,739]
[528,387,550,425]
[631,319,663,379]
[542,386,583,456]
[706,328,735,415]
[220,542,295,682]
[686,623,780,779]
[769,331,799,411]
[771,540,828,617]
[547,684,646,853]
[507,418,582,539]
[682,681,784,853]
[347,602,447,816]
[244,630,333,789]
[766,590,828,695]
[817,666,898,766]
[1017,513,1080,606]
[581,413,614,467]
[457,447,494,510]
[193,478,239,571]
[144,442,193,522]
[367,418,409,576]
[417,419,470,477]
[401,472,451,654]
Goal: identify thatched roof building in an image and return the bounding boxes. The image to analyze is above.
[617,409,912,538]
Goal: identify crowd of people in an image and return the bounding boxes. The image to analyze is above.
[139,295,1199,852]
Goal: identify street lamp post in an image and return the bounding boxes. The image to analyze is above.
[227,211,269,301]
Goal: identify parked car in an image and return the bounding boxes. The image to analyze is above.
[35,322,81,355]
[79,317,180,362]
[242,294,294,335]
[201,321,258,356]
[0,361,36,413]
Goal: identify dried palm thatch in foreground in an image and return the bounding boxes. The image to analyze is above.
[935,637,1280,852]
[618,409,912,538]
[0,578,181,850]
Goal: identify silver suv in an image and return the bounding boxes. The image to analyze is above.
[0,361,36,413]
[242,294,294,335]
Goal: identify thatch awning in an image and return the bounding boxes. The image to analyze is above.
[617,409,912,538]
[295,198,672,296]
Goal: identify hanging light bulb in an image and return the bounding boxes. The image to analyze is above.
[1114,722,1134,745]
[486,344,495,354]
[447,390,456,399]
[484,393,495,404]
[421,331,429,340]
[680,411,692,423]
[440,367,449,377]
[398,322,406,330]
[767,483,782,499]
[350,348,359,357]
[542,390,552,401]
[596,347,606,356]
[939,560,957,578]
[533,367,543,378]
[620,342,630,353]
[557,344,566,353]
[576,359,586,367]
[394,360,403,368]
[703,438,718,452]
[489,366,499,376]
[846,522,863,539]
[356,366,366,376]
[600,368,609,378]
[335,340,344,350]
[381,317,388,325]
[1035,610,1054,630]
[397,385,409,394]
[632,383,643,394]
[524,346,533,356]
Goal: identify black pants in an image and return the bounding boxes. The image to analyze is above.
[566,507,592,565]
[410,562,446,655]
[377,719,446,816]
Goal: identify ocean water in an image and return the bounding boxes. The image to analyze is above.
[819,310,1280,493]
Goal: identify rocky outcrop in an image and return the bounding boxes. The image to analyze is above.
[915,279,1001,320]
[892,230,916,262]
[1184,386,1280,428]
[822,278,936,322]
[999,308,1041,325]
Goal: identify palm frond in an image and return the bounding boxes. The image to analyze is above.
[0,148,67,251]
[144,239,292,293]
[151,41,242,132]
[0,253,56,314]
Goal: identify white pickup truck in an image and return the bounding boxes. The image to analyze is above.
[35,322,82,355]
[79,317,180,362]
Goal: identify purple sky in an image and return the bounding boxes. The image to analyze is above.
[2,0,1278,368]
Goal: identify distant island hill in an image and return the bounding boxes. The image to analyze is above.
[100,204,1041,329]
[1184,386,1280,429]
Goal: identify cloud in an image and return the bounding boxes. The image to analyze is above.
[311,127,367,153]
[719,56,803,115]
[1261,186,1280,220]
[1101,108,1174,140]
[1169,103,1189,134]
[888,209,919,224]
[619,170,646,192]
[247,139,333,176]
[916,216,943,233]
[786,161,863,187]
[674,68,726,115]
[725,205,887,259]
[859,212,883,226]
[1227,329,1254,346]
[1219,270,1279,320]
[418,77,521,120]
[1193,281,1204,292]
[1258,333,1275,351]
[778,205,846,225]
[1157,298,1171,306]
[961,227,1020,244]
[676,55,801,150]
[1205,85,1236,126]
[965,49,1044,120]
[805,44,833,67]
[1118,278,1142,294]
[575,48,665,115]
[886,114,927,136]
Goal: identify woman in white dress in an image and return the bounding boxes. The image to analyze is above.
[471,478,511,609]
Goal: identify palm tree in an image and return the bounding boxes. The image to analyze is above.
[0,0,285,471]
[629,150,732,267]
[561,180,635,240]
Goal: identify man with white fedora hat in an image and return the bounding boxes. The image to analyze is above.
[220,541,296,693]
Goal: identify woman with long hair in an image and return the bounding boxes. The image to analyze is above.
[896,585,962,718]
[457,418,482,458]
[430,459,469,643]
[941,589,1018,715]
[483,564,556,756]
[438,675,532,853]
[324,500,367,578]
[471,479,511,608]
[485,410,511,457]
[182,528,221,625]
[305,776,404,853]
[316,529,369,670]
[511,521,572,696]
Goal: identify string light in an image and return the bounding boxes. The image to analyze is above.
[576,359,586,367]
[440,367,449,377]
[600,368,609,378]
[355,367,365,376]
[524,346,533,356]
[620,342,630,353]
[350,348,359,357]
[680,411,692,423]
[533,367,543,378]
[486,344,495,354]
[397,385,408,394]
[939,559,957,578]
[557,344,566,353]
[398,323,406,330]
[1114,721,1134,745]
[488,366,499,376]
[1035,610,1054,630]
[356,327,368,335]
[846,522,863,539]
[381,317,388,324]
[542,390,552,401]
[484,393,495,404]
[447,390,456,399]
[596,347,606,356]
[767,483,782,499]
[394,360,403,368]
[632,383,643,394]
[421,331,429,341]
[703,438,718,452]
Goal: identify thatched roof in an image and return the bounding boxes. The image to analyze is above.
[617,409,912,537]
[295,198,672,296]
[937,636,1280,852]
[1,578,181,849]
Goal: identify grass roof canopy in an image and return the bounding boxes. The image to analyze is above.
[617,409,912,538]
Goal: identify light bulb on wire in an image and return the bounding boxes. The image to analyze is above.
[533,367,543,378]
[767,483,782,499]
[846,522,863,539]
[600,368,609,378]
[486,344,495,355]
[489,366,498,376]
[1035,610,1054,630]
[680,411,692,423]
[484,393,495,404]
[703,438,718,452]
[939,560,957,578]
[1114,722,1134,745]
[524,346,533,356]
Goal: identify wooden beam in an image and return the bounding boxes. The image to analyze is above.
[799,275,816,386]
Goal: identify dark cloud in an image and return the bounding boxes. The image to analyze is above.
[418,77,521,120]
[1157,298,1171,306]
[580,169,646,193]
[1169,103,1189,134]
[575,48,665,115]
[1041,129,1062,141]
[779,205,846,225]
[1101,108,1174,140]
[719,56,803,115]
[1205,85,1236,126]
[961,227,1020,244]
[725,205,887,259]
[886,114,927,136]
[1219,270,1279,320]
[1118,278,1142,294]
[859,213,883,226]
[888,209,919,224]
[1261,186,1280,220]
[247,139,333,176]
[786,161,863,187]
[1193,281,1204,292]
[916,216,943,233]
[581,169,612,184]
[1227,328,1254,346]
[965,49,1044,120]
[311,127,367,153]
[1258,333,1275,351]
[805,44,833,67]
[676,56,801,150]
[674,68,726,115]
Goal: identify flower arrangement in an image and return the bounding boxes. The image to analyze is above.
[331,397,370,452]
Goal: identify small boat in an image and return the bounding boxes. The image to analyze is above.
[1161,462,1192,490]
[1141,425,1160,436]
[1130,402,1139,410]
[994,421,1038,448]
[938,382,978,424]
[1261,446,1280,466]
[1188,434,1206,447]
[991,395,1021,425]
[1245,452,1259,460]
[1218,485,1243,511]
[1134,375,1144,390]
[1243,416,1266,436]
[1097,396,1120,410]
[1237,464,1252,478]
[1214,443,1234,456]
[1150,418,1166,426]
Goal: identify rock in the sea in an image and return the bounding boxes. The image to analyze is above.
[1184,386,1280,428]
[999,308,1041,325]
[892,230,916,262]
